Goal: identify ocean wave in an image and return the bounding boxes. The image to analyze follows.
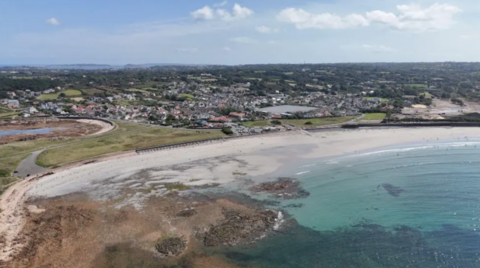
[296,171,311,175]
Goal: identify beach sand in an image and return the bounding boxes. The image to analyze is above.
[2,127,480,261]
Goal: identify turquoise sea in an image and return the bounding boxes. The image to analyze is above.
[218,139,480,268]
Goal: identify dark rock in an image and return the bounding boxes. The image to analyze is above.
[176,209,197,217]
[155,237,187,257]
[381,183,405,197]
[249,178,310,200]
[204,209,278,247]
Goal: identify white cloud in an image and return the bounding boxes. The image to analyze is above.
[277,8,368,29]
[191,3,253,21]
[214,1,228,7]
[177,48,198,53]
[255,26,279,34]
[278,3,461,32]
[367,3,462,32]
[362,44,394,52]
[223,46,231,51]
[191,6,215,20]
[341,44,395,53]
[46,18,61,26]
[230,37,257,44]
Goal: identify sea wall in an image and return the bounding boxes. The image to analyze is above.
[342,122,480,129]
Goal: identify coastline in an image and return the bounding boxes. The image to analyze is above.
[2,127,480,262]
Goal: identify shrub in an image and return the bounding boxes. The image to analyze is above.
[0,170,10,177]
[221,127,234,135]
[271,120,282,125]
[304,121,313,125]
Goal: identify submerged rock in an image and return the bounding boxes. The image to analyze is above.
[204,209,278,247]
[249,178,310,200]
[381,183,405,197]
[155,237,187,257]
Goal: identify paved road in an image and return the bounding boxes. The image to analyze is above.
[15,150,47,178]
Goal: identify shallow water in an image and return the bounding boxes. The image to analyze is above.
[0,127,54,136]
[217,140,480,268]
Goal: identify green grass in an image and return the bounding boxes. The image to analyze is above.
[242,121,269,127]
[281,116,358,127]
[81,88,104,95]
[0,154,29,177]
[38,89,82,100]
[126,88,148,93]
[0,112,20,119]
[36,122,225,167]
[365,97,389,102]
[361,113,386,120]
[243,116,358,128]
[419,92,432,99]
[178,93,194,101]
[406,84,428,88]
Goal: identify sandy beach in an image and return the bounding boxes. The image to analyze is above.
[2,127,480,262]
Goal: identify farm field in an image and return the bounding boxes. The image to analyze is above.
[38,89,82,100]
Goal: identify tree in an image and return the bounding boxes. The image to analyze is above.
[222,127,234,135]
[59,93,66,98]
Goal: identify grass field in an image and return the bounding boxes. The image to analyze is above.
[243,116,358,128]
[36,122,225,167]
[419,92,432,99]
[0,112,20,119]
[126,88,148,93]
[365,97,389,102]
[38,89,82,100]
[0,155,29,177]
[406,84,428,88]
[361,113,386,120]
[242,121,270,127]
[81,88,104,95]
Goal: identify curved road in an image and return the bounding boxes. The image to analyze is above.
[15,150,47,178]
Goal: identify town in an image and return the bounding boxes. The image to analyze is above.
[1,62,480,135]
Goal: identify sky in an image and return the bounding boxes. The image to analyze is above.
[1,0,479,65]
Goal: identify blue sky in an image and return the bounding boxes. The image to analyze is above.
[1,0,479,65]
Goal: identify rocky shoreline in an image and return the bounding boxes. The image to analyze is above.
[249,177,310,200]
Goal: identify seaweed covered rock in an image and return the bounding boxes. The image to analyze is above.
[381,183,405,197]
[204,209,277,247]
[249,178,310,200]
[176,209,197,217]
[155,237,187,257]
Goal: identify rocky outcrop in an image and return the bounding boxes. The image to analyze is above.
[203,209,277,247]
[155,237,187,257]
[249,178,310,200]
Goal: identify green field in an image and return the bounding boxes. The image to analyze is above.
[419,92,432,99]
[0,155,29,177]
[406,84,428,88]
[0,112,20,119]
[361,113,386,120]
[365,97,389,102]
[126,88,148,93]
[242,121,270,127]
[36,122,225,167]
[81,88,104,95]
[243,116,358,128]
[38,89,82,100]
